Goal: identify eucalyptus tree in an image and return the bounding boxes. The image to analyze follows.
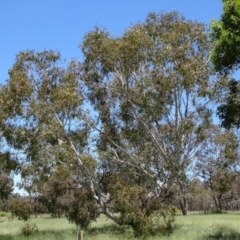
[82,11,217,215]
[0,11,218,234]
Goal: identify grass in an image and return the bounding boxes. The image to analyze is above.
[0,211,8,217]
[0,215,77,240]
[0,212,240,239]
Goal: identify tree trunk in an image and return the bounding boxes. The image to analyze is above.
[179,197,187,215]
[217,195,222,213]
[212,194,222,213]
[77,225,83,240]
[77,229,83,240]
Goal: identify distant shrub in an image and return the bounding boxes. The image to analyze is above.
[204,224,240,240]
[211,209,228,214]
[127,207,176,237]
[21,223,38,236]
[10,197,33,221]
[0,211,8,217]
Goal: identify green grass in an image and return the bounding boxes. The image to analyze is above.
[0,212,240,239]
[0,211,9,217]
[0,216,77,240]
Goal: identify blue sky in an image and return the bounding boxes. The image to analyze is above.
[1,0,222,84]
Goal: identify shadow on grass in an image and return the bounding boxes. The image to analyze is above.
[202,225,240,240]
[0,227,131,240]
[0,229,76,240]
[0,234,14,240]
[0,223,131,239]
[185,211,229,216]
[87,224,132,237]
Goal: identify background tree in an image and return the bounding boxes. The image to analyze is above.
[10,195,33,221]
[211,0,240,73]
[195,125,239,213]
[230,175,240,210]
[187,179,213,213]
[211,0,240,128]
[217,79,240,128]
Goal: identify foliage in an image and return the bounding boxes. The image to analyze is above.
[103,176,175,236]
[195,125,239,212]
[62,188,97,229]
[0,152,19,174]
[0,173,13,200]
[211,1,240,129]
[10,197,33,221]
[0,152,19,200]
[211,0,240,73]
[217,79,240,128]
[40,167,98,229]
[21,223,39,236]
[0,211,8,217]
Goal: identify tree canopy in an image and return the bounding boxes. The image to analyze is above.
[211,0,240,73]
[211,0,240,128]
[0,151,19,200]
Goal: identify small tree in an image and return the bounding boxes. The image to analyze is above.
[40,165,98,229]
[0,173,13,202]
[196,125,238,213]
[10,196,33,221]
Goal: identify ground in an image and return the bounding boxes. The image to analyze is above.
[0,212,240,239]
